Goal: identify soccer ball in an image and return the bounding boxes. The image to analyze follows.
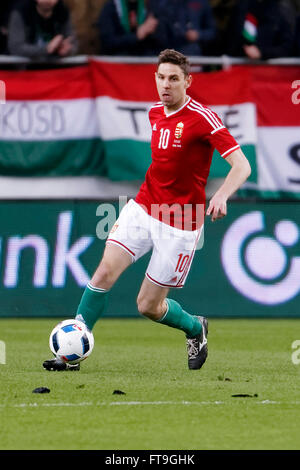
[49,319,94,364]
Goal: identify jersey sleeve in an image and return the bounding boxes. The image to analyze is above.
[148,107,155,127]
[148,103,163,127]
[197,106,240,158]
[207,127,240,158]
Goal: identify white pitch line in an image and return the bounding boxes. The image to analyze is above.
[1,400,300,409]
[15,401,94,408]
[0,400,224,408]
[108,401,225,406]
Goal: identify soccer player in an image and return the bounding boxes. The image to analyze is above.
[43,49,251,372]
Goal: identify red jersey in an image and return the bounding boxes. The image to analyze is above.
[135,96,240,230]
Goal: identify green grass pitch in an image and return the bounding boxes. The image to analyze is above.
[0,317,300,450]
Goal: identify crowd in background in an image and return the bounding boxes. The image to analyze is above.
[0,0,300,60]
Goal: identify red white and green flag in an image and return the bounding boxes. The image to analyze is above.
[0,66,105,176]
[0,61,299,198]
[243,13,258,43]
[90,60,300,198]
[90,59,258,184]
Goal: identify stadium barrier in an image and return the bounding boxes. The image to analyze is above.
[0,200,299,318]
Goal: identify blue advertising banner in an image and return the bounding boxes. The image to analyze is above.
[0,200,299,318]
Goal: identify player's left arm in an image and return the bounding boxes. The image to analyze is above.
[206,148,251,222]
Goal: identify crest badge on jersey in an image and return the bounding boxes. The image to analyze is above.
[174,122,184,139]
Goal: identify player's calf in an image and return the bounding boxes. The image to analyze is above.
[136,297,167,321]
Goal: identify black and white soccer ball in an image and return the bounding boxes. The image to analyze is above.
[49,319,94,364]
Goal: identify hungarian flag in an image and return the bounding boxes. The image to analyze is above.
[0,65,105,176]
[90,59,258,184]
[90,59,300,199]
[243,13,258,43]
[0,60,299,199]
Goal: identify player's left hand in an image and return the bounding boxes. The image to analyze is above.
[206,196,227,222]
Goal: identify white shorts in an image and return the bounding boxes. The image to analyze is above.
[106,199,203,288]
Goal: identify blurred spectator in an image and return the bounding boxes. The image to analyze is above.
[295,13,300,55]
[151,0,190,53]
[97,0,170,56]
[63,0,107,54]
[148,0,215,56]
[226,0,295,59]
[7,0,78,59]
[0,0,17,54]
[181,0,217,56]
[206,0,238,56]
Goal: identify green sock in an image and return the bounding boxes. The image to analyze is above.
[75,283,109,330]
[157,298,202,338]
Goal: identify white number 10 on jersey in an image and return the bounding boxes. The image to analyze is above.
[158,128,170,149]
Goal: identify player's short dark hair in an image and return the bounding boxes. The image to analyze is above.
[157,49,190,77]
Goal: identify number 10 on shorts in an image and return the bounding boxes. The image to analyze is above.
[175,254,190,273]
